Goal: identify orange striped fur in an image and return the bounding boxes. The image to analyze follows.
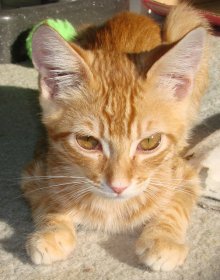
[22,4,210,270]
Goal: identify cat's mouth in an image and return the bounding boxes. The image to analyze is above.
[91,180,150,200]
[91,187,126,199]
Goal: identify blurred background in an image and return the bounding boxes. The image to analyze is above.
[0,0,219,63]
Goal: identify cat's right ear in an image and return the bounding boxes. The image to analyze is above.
[32,25,93,104]
[146,27,206,101]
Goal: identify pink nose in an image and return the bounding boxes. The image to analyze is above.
[111,186,127,194]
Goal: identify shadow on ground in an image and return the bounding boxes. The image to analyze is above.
[99,231,147,270]
[0,86,42,264]
[190,113,220,146]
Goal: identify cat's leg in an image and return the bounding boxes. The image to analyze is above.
[26,213,76,265]
[136,180,199,271]
[22,162,76,265]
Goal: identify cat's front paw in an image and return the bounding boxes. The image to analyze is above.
[136,237,188,271]
[26,226,76,265]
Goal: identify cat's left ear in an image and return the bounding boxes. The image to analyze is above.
[147,27,206,100]
[32,25,93,100]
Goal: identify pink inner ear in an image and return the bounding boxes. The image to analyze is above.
[43,77,59,98]
[41,68,83,99]
[172,75,192,100]
[159,73,192,101]
[149,28,206,101]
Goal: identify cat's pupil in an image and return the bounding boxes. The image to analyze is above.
[76,135,100,150]
[138,133,161,151]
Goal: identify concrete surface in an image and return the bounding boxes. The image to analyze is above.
[0,0,128,63]
[0,35,220,280]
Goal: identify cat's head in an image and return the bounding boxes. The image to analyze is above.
[32,25,206,199]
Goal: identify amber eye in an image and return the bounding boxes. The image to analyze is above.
[138,133,161,152]
[76,135,101,151]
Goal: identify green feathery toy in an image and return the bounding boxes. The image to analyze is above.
[26,19,77,60]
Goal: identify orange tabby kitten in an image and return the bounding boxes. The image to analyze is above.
[22,4,210,271]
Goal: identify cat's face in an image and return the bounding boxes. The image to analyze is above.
[32,25,205,199]
[45,67,184,199]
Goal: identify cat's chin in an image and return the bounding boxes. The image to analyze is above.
[93,189,142,201]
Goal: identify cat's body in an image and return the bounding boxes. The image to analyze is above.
[22,4,210,270]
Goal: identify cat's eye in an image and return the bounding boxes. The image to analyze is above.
[137,133,161,152]
[76,135,101,151]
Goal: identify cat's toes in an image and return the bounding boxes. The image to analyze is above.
[136,237,188,271]
[26,226,76,265]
